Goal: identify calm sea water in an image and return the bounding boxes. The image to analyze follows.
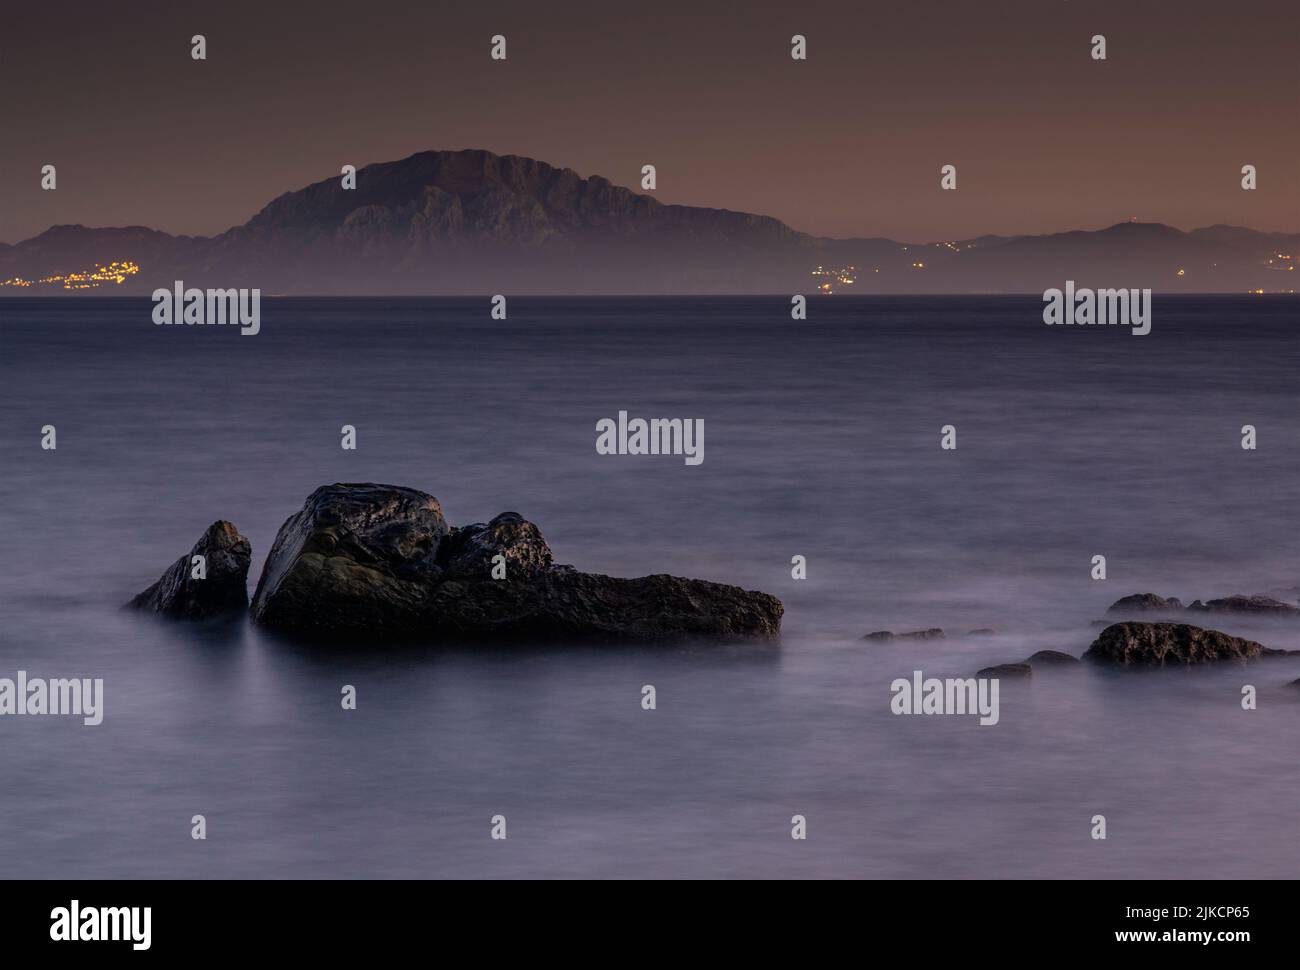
[1,295,1297,879]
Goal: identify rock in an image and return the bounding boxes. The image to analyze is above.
[1024,649,1081,665]
[977,663,1031,677]
[441,512,553,575]
[977,650,1079,675]
[1261,585,1300,606]
[1084,622,1267,666]
[1186,595,1299,616]
[966,628,996,636]
[126,520,251,619]
[250,483,782,641]
[1106,593,1184,614]
[863,628,945,642]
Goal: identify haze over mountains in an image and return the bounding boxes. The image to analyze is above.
[2,149,1295,295]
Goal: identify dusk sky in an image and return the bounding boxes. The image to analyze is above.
[3,0,1297,244]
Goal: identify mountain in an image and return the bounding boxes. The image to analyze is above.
[1,149,1296,294]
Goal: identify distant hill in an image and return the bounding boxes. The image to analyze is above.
[2,149,1296,294]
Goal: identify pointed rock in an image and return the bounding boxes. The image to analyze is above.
[126,521,251,619]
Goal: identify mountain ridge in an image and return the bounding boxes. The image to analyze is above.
[3,149,1296,294]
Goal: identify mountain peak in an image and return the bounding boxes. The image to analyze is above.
[2,151,1294,295]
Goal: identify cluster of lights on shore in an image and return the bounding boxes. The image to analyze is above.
[807,250,1294,295]
[0,254,1292,295]
[1,260,140,290]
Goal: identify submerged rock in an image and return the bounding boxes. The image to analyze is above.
[863,628,945,642]
[250,483,782,641]
[1187,595,1299,616]
[977,662,1031,678]
[1084,622,1267,666]
[126,520,251,619]
[1024,649,1081,666]
[977,650,1078,677]
[1107,593,1184,614]
[966,628,996,636]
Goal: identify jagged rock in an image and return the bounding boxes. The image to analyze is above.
[441,512,553,575]
[126,521,251,619]
[1024,650,1081,666]
[1186,595,1299,616]
[1106,593,1184,614]
[863,628,945,642]
[250,483,782,641]
[978,663,1031,678]
[1085,622,1267,666]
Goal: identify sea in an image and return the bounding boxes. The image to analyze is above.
[1,295,1296,878]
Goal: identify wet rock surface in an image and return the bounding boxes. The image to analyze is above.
[126,520,251,619]
[1084,622,1268,666]
[250,483,783,641]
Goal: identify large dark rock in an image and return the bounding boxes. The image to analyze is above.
[1106,593,1184,614]
[1187,595,1299,616]
[250,483,782,641]
[1084,622,1267,666]
[126,521,251,619]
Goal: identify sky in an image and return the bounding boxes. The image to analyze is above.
[2,0,1297,244]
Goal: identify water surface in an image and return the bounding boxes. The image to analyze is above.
[1,295,1297,878]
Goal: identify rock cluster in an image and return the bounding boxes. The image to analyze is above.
[127,483,783,642]
[1106,592,1298,617]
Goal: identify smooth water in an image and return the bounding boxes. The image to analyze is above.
[1,296,1297,878]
